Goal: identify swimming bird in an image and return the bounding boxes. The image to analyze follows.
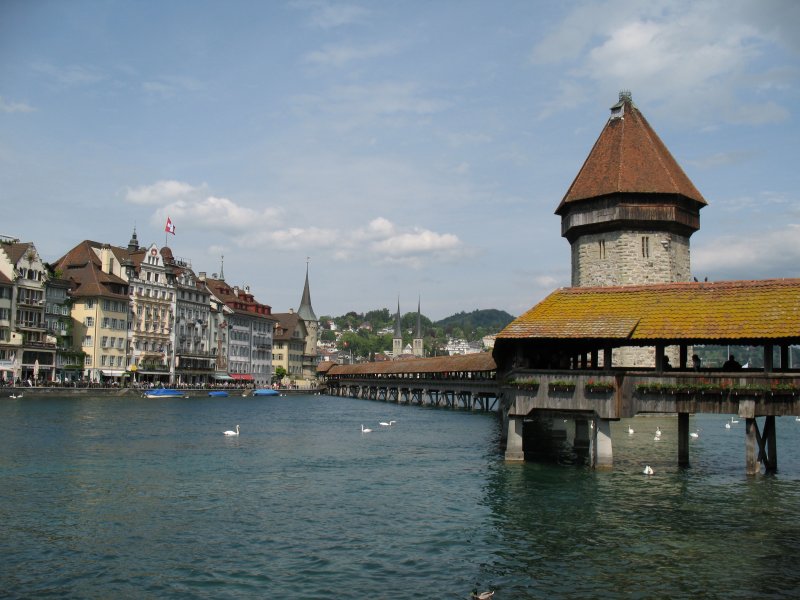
[654,434,661,441]
[379,421,390,427]
[628,426,634,435]
[725,421,731,429]
[223,424,240,436]
[655,427,662,437]
[643,465,654,475]
[730,416,739,424]
[471,591,494,600]
[361,424,372,433]
[690,429,700,439]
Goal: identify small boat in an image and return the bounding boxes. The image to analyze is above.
[252,388,279,397]
[144,388,186,399]
[208,391,229,397]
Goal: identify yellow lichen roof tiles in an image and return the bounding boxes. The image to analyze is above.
[498,279,800,343]
[327,352,496,377]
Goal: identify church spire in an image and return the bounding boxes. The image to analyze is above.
[219,255,225,281]
[297,258,317,321]
[127,226,139,251]
[394,298,402,338]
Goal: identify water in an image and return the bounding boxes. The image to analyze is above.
[2,395,800,599]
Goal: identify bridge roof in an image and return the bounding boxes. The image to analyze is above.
[498,279,800,344]
[327,352,496,376]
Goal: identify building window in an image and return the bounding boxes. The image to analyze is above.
[641,236,650,258]
[598,239,606,259]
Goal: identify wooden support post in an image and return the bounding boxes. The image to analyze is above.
[763,415,777,473]
[594,419,613,470]
[505,416,525,461]
[780,345,790,370]
[678,412,690,467]
[604,347,612,372]
[764,344,774,373]
[746,417,759,475]
[679,345,688,369]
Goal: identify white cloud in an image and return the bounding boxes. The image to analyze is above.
[0,97,35,113]
[290,0,369,29]
[142,76,205,99]
[125,180,201,205]
[530,0,794,126]
[303,41,397,68]
[693,224,800,279]
[31,61,104,86]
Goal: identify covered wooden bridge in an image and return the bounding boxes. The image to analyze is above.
[323,352,498,411]
[493,279,800,474]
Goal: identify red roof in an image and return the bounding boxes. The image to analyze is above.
[557,94,705,213]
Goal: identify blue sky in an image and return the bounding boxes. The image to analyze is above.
[2,0,799,320]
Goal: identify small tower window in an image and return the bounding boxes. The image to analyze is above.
[598,239,606,260]
[642,236,650,258]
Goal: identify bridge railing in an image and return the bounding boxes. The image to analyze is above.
[503,369,800,418]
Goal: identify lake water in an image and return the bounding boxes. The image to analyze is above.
[2,394,800,599]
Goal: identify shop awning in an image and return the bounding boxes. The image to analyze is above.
[230,373,254,381]
[101,370,126,377]
[212,373,234,381]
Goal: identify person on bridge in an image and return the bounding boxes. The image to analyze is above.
[722,355,742,370]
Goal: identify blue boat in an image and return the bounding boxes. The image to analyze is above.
[208,391,229,397]
[144,388,186,399]
[252,388,279,397]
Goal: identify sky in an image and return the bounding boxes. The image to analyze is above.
[2,0,799,321]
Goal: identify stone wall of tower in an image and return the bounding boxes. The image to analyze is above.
[571,230,691,287]
[413,338,423,357]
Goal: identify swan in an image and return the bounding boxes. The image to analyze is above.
[643,465,654,475]
[725,422,731,429]
[223,424,240,436]
[690,430,700,439]
[471,592,494,600]
[361,424,372,433]
[654,434,661,441]
[655,427,662,437]
[379,421,390,427]
[730,416,739,424]
[628,426,634,435]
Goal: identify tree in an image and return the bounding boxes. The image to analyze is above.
[273,366,287,382]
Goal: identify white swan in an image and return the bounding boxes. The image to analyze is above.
[361,424,372,433]
[730,416,739,424]
[379,421,390,427]
[655,427,662,437]
[628,426,634,435]
[643,465,654,475]
[654,434,661,441]
[725,422,731,429]
[690,430,699,439]
[223,424,240,436]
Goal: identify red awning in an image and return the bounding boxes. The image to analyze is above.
[230,373,254,381]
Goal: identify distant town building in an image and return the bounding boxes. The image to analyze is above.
[0,238,54,383]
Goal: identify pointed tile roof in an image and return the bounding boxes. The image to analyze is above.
[297,264,317,322]
[556,92,706,214]
[497,279,800,343]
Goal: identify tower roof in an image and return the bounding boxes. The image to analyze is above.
[556,92,706,214]
[297,263,317,322]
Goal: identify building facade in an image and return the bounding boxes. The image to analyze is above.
[0,239,56,383]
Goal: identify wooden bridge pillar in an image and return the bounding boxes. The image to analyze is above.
[505,416,524,461]
[746,416,778,475]
[678,412,690,467]
[593,419,613,470]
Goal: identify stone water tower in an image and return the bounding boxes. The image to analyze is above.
[556,91,706,288]
[555,92,707,366]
